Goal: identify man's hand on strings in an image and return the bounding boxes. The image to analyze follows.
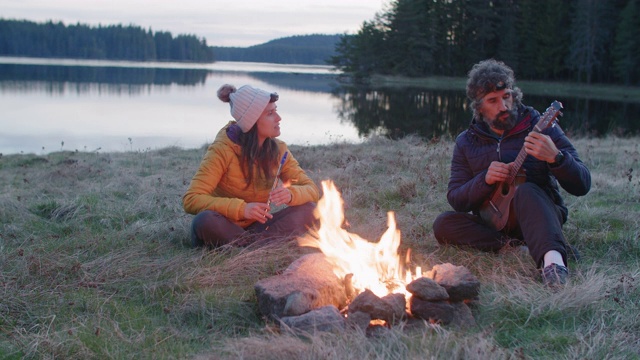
[524,132,559,163]
[485,161,512,185]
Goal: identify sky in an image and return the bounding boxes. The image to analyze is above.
[0,0,387,47]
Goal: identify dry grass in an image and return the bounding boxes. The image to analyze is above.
[1,136,639,359]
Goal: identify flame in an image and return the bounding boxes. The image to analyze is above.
[301,180,420,298]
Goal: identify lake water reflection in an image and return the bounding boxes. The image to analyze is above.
[0,58,355,155]
[1,57,638,155]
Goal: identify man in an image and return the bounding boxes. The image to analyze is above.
[432,59,591,286]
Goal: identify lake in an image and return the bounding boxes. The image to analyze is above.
[1,57,638,155]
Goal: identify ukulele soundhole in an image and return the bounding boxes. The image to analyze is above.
[500,183,510,196]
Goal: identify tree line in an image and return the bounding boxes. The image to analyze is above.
[0,19,340,65]
[330,0,640,85]
[0,19,214,62]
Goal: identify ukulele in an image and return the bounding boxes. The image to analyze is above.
[478,101,564,231]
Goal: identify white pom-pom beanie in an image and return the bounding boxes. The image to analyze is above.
[217,84,273,133]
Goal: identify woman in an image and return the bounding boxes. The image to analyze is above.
[183,84,319,248]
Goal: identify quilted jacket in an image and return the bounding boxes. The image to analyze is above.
[447,104,591,222]
[183,121,319,228]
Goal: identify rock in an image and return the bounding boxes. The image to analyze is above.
[345,311,371,333]
[346,290,407,324]
[381,293,407,324]
[409,297,455,325]
[449,302,477,329]
[280,305,345,334]
[366,324,390,338]
[428,263,480,302]
[406,277,449,301]
[255,253,348,319]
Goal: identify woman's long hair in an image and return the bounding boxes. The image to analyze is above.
[237,94,280,188]
[238,129,279,188]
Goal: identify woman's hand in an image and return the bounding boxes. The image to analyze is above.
[269,183,292,206]
[244,202,272,224]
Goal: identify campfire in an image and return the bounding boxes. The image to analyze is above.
[255,180,480,334]
[300,180,419,298]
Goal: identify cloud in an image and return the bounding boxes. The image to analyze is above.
[0,0,383,46]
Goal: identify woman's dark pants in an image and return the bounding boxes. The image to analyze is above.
[191,202,317,248]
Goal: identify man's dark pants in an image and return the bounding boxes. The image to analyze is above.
[432,183,568,268]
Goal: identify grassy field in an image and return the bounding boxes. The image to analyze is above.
[1,135,638,359]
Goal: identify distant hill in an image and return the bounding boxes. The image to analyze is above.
[0,19,343,66]
[212,34,343,65]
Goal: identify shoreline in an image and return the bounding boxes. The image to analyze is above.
[371,74,640,103]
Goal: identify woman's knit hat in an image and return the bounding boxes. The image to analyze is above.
[217,84,275,133]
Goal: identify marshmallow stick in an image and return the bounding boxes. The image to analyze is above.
[267,151,288,208]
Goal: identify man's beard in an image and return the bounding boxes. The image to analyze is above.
[483,107,518,132]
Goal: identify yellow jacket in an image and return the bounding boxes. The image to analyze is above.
[183,122,320,228]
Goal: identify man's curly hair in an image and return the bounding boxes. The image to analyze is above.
[466,59,523,118]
